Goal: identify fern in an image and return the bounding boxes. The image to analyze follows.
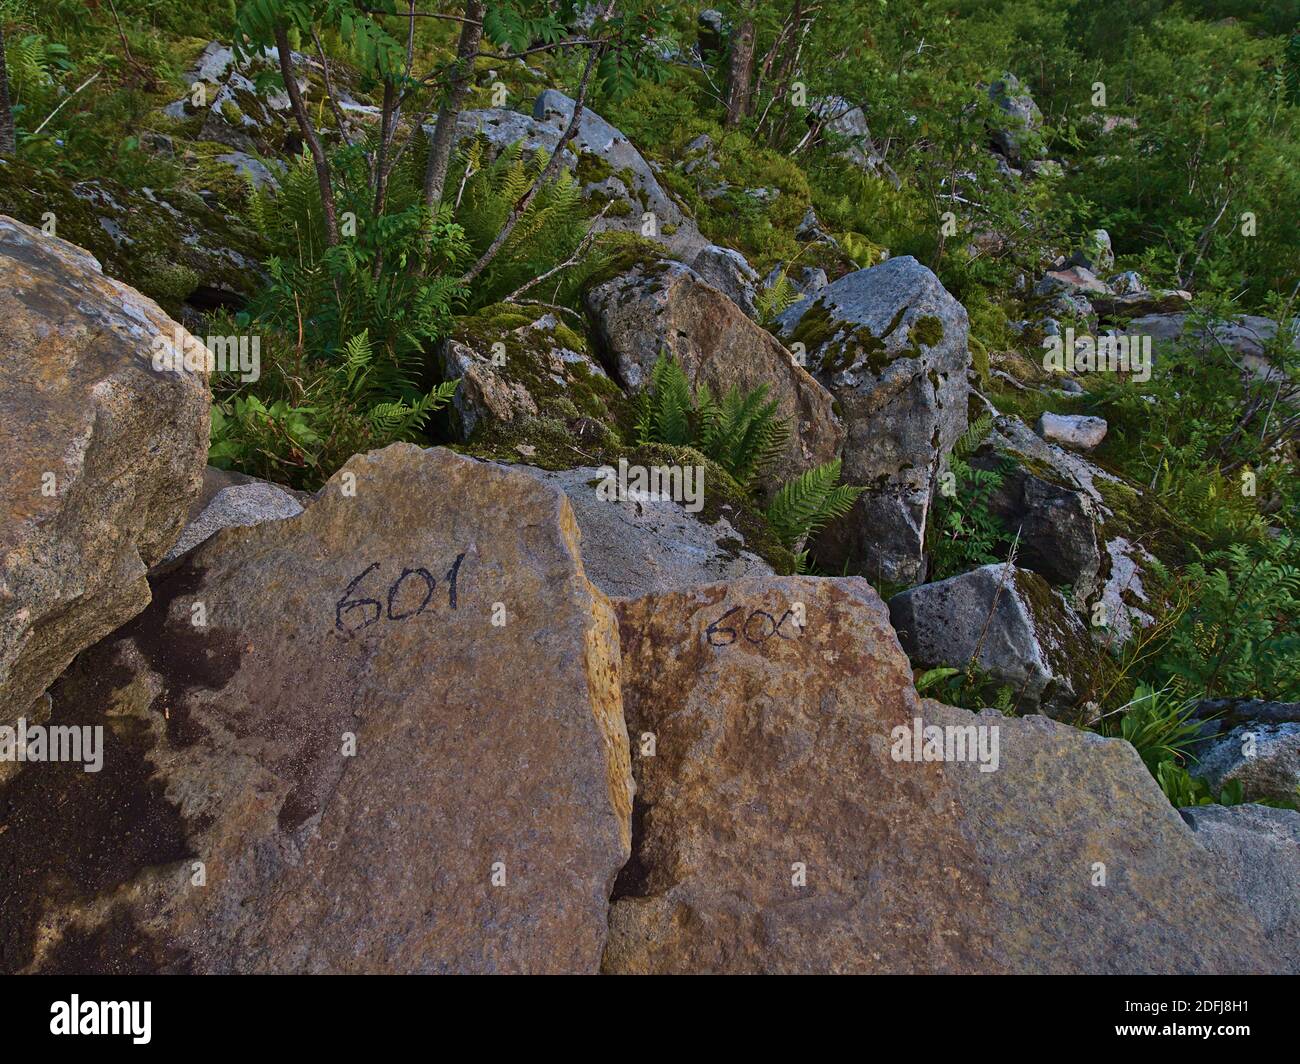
[765,458,864,563]
[635,352,792,489]
[755,270,801,326]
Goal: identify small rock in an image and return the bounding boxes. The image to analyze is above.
[889,563,1089,716]
[1037,412,1108,451]
[1190,723,1300,806]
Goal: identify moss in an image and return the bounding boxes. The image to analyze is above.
[911,314,944,347]
[578,234,679,295]
[0,157,263,315]
[218,99,245,126]
[575,151,615,186]
[790,298,838,352]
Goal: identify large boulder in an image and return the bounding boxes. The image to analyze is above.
[518,465,774,599]
[0,160,263,317]
[1129,312,1299,388]
[437,304,625,442]
[690,243,759,319]
[888,563,1089,716]
[451,91,707,259]
[0,446,633,974]
[972,413,1159,637]
[0,216,210,730]
[601,574,1284,973]
[776,256,971,582]
[585,258,844,493]
[1180,804,1300,973]
[1189,723,1300,806]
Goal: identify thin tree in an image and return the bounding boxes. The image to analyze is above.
[0,23,16,157]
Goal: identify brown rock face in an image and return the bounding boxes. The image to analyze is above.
[585,260,844,494]
[605,576,994,974]
[603,576,1284,973]
[0,445,632,974]
[0,216,210,729]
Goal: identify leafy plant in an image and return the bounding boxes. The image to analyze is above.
[1103,682,1206,775]
[764,458,863,569]
[635,351,788,489]
[927,414,1013,579]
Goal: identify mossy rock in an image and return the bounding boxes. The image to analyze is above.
[0,158,263,317]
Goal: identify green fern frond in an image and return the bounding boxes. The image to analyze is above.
[765,459,864,550]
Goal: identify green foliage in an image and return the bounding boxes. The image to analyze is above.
[927,415,1013,579]
[764,458,864,568]
[635,351,788,489]
[1151,534,1300,701]
[450,139,589,309]
[1105,683,1206,776]
[209,329,459,487]
[754,269,801,326]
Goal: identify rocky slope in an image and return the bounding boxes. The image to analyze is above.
[1,19,1297,974]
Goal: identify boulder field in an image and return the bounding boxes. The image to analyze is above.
[0,208,1295,974]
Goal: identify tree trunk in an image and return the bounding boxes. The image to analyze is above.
[0,25,16,158]
[724,15,756,128]
[274,22,339,246]
[423,0,486,216]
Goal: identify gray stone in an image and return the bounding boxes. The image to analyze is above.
[987,73,1043,164]
[161,480,304,564]
[690,243,759,318]
[214,152,281,191]
[516,465,773,598]
[1067,229,1114,273]
[1181,804,1300,973]
[1097,536,1156,648]
[1033,265,1111,298]
[889,563,1089,716]
[1128,312,1299,388]
[1108,270,1145,295]
[584,257,844,493]
[1037,412,1108,451]
[1191,724,1300,805]
[777,256,971,583]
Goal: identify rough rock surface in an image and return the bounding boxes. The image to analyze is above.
[1066,229,1114,273]
[988,472,1103,603]
[889,563,1088,716]
[0,445,632,974]
[0,216,210,730]
[987,74,1043,164]
[160,479,304,564]
[600,573,1283,973]
[1180,804,1300,973]
[1190,724,1300,806]
[585,258,844,491]
[517,466,773,598]
[690,243,759,318]
[776,256,971,581]
[1037,412,1108,451]
[1129,312,1299,387]
[438,305,623,440]
[451,92,707,259]
[1091,289,1191,319]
